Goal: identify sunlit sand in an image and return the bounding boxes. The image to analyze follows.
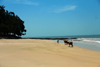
[0,39,100,67]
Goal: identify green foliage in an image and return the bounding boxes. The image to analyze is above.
[0,5,26,37]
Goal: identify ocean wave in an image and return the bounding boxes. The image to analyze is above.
[83,40,100,43]
[95,41,100,43]
[77,38,100,44]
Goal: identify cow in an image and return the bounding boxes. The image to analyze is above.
[57,40,59,43]
[64,40,69,44]
[64,40,73,47]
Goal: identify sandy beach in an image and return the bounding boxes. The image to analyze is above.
[0,39,100,67]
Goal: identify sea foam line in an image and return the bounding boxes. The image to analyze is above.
[82,40,100,44]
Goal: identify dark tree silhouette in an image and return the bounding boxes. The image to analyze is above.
[0,5,26,37]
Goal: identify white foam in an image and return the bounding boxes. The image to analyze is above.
[83,40,94,42]
[82,39,100,44]
[95,41,100,43]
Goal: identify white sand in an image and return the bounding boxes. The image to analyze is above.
[0,39,100,67]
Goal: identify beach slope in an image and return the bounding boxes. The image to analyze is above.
[0,39,100,67]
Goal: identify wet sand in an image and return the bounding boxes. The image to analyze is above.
[0,39,100,67]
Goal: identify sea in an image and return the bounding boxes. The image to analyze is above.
[23,35,100,51]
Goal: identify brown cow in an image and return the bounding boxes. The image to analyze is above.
[68,41,73,47]
[64,40,73,47]
[57,40,59,43]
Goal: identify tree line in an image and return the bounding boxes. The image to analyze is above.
[0,5,26,37]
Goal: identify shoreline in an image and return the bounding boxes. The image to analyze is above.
[53,39,100,52]
[0,39,100,67]
[22,37,77,40]
[1,38,100,51]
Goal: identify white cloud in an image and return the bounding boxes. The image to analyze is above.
[4,0,38,6]
[54,5,77,13]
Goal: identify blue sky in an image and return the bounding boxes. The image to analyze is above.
[0,0,100,37]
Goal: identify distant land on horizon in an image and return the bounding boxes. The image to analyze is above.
[22,34,100,38]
